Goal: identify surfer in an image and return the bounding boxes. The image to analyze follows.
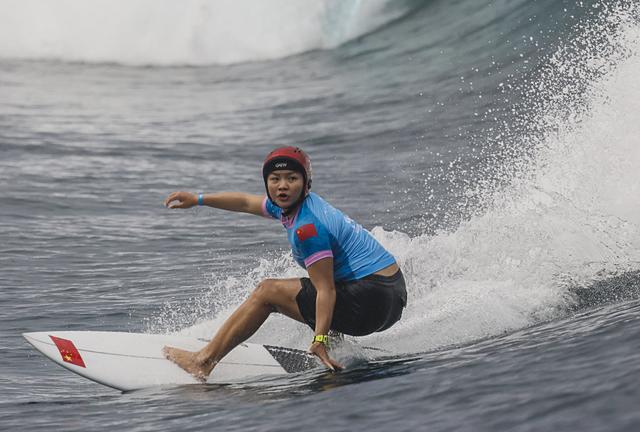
[162,147,407,380]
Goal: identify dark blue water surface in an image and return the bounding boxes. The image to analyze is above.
[2,0,640,430]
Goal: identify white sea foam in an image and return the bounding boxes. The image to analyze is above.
[0,0,406,65]
[362,7,640,354]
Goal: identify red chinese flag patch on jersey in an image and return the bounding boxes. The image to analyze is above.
[49,335,86,368]
[296,223,318,242]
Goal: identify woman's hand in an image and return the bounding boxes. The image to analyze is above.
[309,342,343,371]
[164,191,197,209]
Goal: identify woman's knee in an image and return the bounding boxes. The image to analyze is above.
[252,278,300,308]
[250,278,305,321]
[252,279,280,303]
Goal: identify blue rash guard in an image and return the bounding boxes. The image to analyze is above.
[261,192,396,281]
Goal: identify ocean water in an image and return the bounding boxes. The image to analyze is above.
[2,0,640,430]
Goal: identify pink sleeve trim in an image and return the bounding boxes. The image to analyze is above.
[261,196,271,218]
[304,250,334,267]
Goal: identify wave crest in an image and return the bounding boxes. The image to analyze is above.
[0,0,411,66]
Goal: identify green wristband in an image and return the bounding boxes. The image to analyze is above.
[313,334,329,346]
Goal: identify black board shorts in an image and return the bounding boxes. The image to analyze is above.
[296,270,407,336]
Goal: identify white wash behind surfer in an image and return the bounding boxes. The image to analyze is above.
[163,147,407,380]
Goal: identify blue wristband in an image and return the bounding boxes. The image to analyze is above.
[197,193,204,206]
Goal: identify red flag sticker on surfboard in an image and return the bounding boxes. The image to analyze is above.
[49,335,86,368]
[296,223,318,242]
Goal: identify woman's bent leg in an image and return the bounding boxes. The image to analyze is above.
[163,278,304,381]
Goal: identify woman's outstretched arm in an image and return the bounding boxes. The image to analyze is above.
[164,191,265,216]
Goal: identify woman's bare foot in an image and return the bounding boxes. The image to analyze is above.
[162,346,214,382]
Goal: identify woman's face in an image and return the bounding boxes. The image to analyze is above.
[267,170,304,210]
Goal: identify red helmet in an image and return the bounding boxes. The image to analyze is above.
[262,146,312,190]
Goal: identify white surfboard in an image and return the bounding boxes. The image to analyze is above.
[23,331,318,391]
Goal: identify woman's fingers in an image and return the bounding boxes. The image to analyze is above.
[164,191,194,209]
[309,343,344,372]
[318,352,335,371]
[329,358,344,371]
[323,354,343,371]
[164,192,179,207]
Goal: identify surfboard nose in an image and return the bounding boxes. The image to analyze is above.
[23,331,54,345]
[22,332,42,344]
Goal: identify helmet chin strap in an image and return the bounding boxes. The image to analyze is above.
[281,188,308,216]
